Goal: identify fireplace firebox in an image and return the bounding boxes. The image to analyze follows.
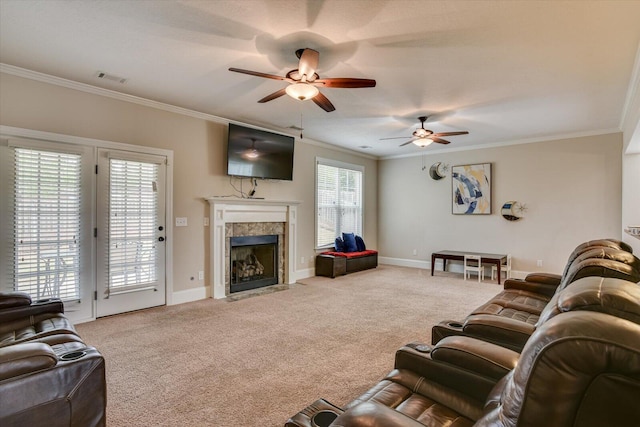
[229,235,278,293]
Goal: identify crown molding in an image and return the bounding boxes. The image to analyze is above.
[380,128,622,160]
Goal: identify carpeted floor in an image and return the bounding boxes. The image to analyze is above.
[76,265,501,427]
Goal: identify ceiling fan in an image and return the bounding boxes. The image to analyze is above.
[381,116,469,147]
[229,48,376,112]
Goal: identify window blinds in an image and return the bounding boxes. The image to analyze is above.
[316,161,363,247]
[107,159,158,290]
[13,148,81,301]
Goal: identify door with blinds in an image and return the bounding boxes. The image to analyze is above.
[0,140,94,322]
[96,149,166,317]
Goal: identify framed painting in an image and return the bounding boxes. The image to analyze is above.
[452,163,491,215]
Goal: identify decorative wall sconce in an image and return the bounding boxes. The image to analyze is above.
[501,201,527,221]
[428,162,449,180]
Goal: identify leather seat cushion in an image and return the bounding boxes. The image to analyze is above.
[0,313,78,347]
[470,290,550,323]
[345,369,476,427]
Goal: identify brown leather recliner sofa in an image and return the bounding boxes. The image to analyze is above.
[286,275,640,427]
[0,292,106,427]
[432,240,640,351]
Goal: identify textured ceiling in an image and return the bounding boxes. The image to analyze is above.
[1,0,640,157]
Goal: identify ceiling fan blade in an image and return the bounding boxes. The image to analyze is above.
[380,136,411,140]
[258,88,287,103]
[431,137,451,144]
[314,78,377,88]
[229,67,287,81]
[399,140,415,147]
[432,131,469,137]
[298,48,319,80]
[312,91,336,112]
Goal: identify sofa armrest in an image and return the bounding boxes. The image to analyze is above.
[394,342,500,403]
[0,299,65,324]
[431,336,519,380]
[0,342,57,381]
[463,314,536,352]
[524,273,562,285]
[332,402,426,427]
[504,274,561,298]
[0,292,32,310]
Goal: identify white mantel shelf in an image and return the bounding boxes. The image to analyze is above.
[206,197,301,206]
[206,198,300,299]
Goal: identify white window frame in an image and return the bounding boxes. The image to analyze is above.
[315,157,364,249]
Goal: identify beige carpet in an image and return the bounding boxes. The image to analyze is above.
[76,265,501,427]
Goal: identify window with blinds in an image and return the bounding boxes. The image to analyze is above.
[107,159,158,290]
[13,148,82,301]
[316,159,363,248]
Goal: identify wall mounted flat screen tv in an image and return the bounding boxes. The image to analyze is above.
[227,123,295,181]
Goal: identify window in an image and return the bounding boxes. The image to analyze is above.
[11,147,82,300]
[315,158,363,248]
[106,158,159,290]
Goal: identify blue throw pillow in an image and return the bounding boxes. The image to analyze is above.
[334,237,344,252]
[355,235,366,251]
[342,232,358,252]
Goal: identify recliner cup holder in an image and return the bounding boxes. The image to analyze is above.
[60,350,87,361]
[447,321,463,329]
[311,410,338,427]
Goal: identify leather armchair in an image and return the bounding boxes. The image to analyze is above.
[0,292,106,426]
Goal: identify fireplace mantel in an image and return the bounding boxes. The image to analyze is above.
[206,198,300,299]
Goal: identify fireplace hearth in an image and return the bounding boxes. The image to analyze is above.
[230,235,278,293]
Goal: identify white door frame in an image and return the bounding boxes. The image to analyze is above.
[0,125,174,323]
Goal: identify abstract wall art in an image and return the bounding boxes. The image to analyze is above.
[452,163,491,215]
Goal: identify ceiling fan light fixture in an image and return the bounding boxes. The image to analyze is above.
[413,138,433,147]
[285,82,319,101]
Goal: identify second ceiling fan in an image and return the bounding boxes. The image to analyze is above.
[229,48,376,112]
[381,116,469,147]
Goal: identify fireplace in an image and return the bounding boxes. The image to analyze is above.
[206,198,300,299]
[230,235,278,293]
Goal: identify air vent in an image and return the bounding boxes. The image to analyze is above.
[95,71,127,84]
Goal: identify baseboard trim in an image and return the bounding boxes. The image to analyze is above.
[295,268,314,281]
[379,257,430,270]
[171,286,209,305]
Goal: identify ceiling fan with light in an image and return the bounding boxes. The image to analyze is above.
[229,48,376,112]
[381,116,469,147]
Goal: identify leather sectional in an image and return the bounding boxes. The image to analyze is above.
[0,292,106,426]
[286,238,640,427]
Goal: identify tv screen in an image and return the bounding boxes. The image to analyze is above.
[227,123,295,181]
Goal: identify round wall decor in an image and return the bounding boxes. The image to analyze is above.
[501,201,525,221]
[429,162,447,180]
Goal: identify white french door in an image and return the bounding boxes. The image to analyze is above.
[96,149,166,317]
[0,139,95,322]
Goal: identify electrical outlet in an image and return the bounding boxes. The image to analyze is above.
[412,249,417,256]
[537,260,543,267]
[198,271,204,280]
[300,256,305,264]
[176,217,187,227]
[203,217,209,226]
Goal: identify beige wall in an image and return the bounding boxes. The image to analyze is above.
[0,72,378,296]
[622,153,640,253]
[378,134,623,275]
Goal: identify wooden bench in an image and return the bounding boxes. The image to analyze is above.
[315,250,378,278]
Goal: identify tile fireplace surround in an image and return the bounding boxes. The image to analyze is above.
[206,198,300,299]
